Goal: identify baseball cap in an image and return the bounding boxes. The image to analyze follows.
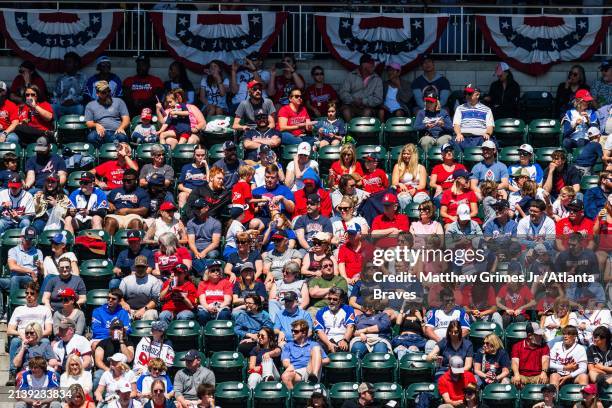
[134,255,148,267]
[159,201,177,212]
[518,144,534,155]
[7,173,22,188]
[272,230,288,240]
[424,91,438,103]
[440,143,454,154]
[575,89,594,101]
[127,229,142,241]
[118,383,132,394]
[382,193,398,204]
[452,169,471,180]
[491,199,509,210]
[457,203,471,221]
[526,322,545,337]
[464,83,480,94]
[254,108,267,119]
[282,291,298,302]
[95,55,111,65]
[587,126,601,138]
[230,204,246,218]
[495,62,510,76]
[582,384,597,395]
[481,140,496,150]
[110,318,124,330]
[206,260,223,270]
[257,144,271,155]
[359,54,375,65]
[534,243,548,254]
[0,81,7,92]
[512,167,530,178]
[135,55,150,63]
[46,172,60,183]
[148,173,166,186]
[421,54,433,62]
[181,349,201,361]
[108,353,127,363]
[223,140,236,150]
[51,232,67,245]
[363,153,379,162]
[22,226,37,241]
[58,318,76,330]
[313,231,330,241]
[357,383,375,394]
[247,80,262,90]
[567,199,584,211]
[34,136,50,152]
[58,288,77,300]
[141,108,152,120]
[240,262,255,273]
[307,193,321,204]
[193,198,209,209]
[174,263,190,274]
[346,223,362,235]
[151,320,168,332]
[78,172,95,183]
[386,62,401,71]
[600,60,611,71]
[297,142,312,156]
[95,80,110,92]
[449,356,465,374]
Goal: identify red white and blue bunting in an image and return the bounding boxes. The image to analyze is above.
[149,11,288,72]
[0,9,123,73]
[315,13,449,73]
[476,15,612,76]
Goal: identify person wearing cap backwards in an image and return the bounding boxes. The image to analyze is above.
[229,52,271,113]
[340,382,379,408]
[339,54,383,121]
[173,349,215,407]
[562,89,599,150]
[84,79,130,147]
[452,83,495,151]
[548,325,589,388]
[470,140,510,197]
[139,144,174,189]
[437,356,477,408]
[242,107,282,162]
[52,52,86,117]
[24,136,67,191]
[212,140,246,190]
[415,90,454,153]
[123,54,164,116]
[0,80,19,143]
[379,62,411,121]
[507,143,544,192]
[371,193,410,243]
[118,254,161,321]
[555,199,595,251]
[232,79,276,131]
[294,192,333,252]
[104,168,150,236]
[9,60,48,103]
[411,55,451,112]
[483,62,521,119]
[84,55,123,102]
[510,322,550,388]
[92,318,135,392]
[0,173,35,235]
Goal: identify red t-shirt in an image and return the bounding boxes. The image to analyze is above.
[154,247,192,278]
[338,242,364,279]
[460,285,497,310]
[10,75,48,101]
[123,75,164,103]
[232,180,254,224]
[94,160,131,190]
[329,161,364,188]
[277,105,311,136]
[160,279,198,314]
[496,284,533,311]
[0,99,18,130]
[431,163,467,191]
[197,278,233,305]
[361,168,389,194]
[17,102,54,131]
[440,189,478,224]
[293,188,332,219]
[305,84,338,114]
[372,213,410,232]
[555,217,595,247]
[272,74,305,103]
[511,339,550,377]
[438,370,477,402]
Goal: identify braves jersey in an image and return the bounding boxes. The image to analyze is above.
[314,304,356,342]
[425,307,471,339]
[549,341,587,376]
[0,189,35,218]
[68,187,109,211]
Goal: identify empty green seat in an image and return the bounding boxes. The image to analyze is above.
[374,382,403,406]
[580,175,599,191]
[169,351,207,377]
[215,381,251,408]
[499,146,523,165]
[360,352,397,384]
[8,289,28,322]
[494,118,526,147]
[348,117,382,145]
[317,145,342,180]
[80,259,114,291]
[505,321,529,350]
[481,383,518,408]
[599,384,612,405]
[323,352,359,386]
[558,384,583,408]
[534,147,562,167]
[461,146,484,167]
[209,351,246,383]
[292,383,327,408]
[64,142,96,158]
[85,289,109,321]
[97,143,119,162]
[469,321,503,350]
[204,320,237,355]
[520,384,548,408]
[528,119,562,148]
[128,320,153,345]
[398,353,434,387]
[329,382,359,408]
[167,320,202,352]
[520,92,554,124]
[404,383,438,408]
[384,117,417,147]
[0,142,22,161]
[172,144,199,173]
[401,202,422,221]
[253,381,289,408]
[355,145,387,162]
[208,143,227,161]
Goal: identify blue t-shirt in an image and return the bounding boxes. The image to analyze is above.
[470,161,509,184]
[179,163,207,190]
[84,73,123,99]
[115,247,155,276]
[437,337,474,370]
[186,216,222,252]
[108,187,150,210]
[25,154,67,189]
[252,183,294,218]
[474,347,511,374]
[226,249,262,275]
[293,214,333,246]
[574,141,603,167]
[483,217,517,237]
[281,339,328,369]
[263,229,296,252]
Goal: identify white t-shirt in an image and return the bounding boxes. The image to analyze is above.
[0,188,35,215]
[516,215,556,238]
[53,333,92,367]
[549,341,587,376]
[199,76,230,110]
[331,216,369,241]
[108,400,143,408]
[100,370,136,400]
[551,200,570,220]
[542,312,578,342]
[43,252,78,277]
[8,305,53,333]
[286,160,319,192]
[60,371,93,395]
[225,220,245,249]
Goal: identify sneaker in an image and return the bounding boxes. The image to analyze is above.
[5,372,15,386]
[263,376,275,382]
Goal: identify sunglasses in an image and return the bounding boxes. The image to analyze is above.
[291,329,305,333]
[313,72,324,76]
[123,178,137,183]
[153,390,164,394]
[108,296,118,301]
[312,240,324,245]
[272,238,284,243]
[25,331,36,336]
[209,268,222,273]
[237,240,249,244]
[418,207,429,212]
[291,95,302,99]
[25,292,36,296]
[321,264,333,268]
[24,93,36,97]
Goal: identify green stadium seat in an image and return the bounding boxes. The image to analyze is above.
[128,320,153,345]
[291,383,327,408]
[580,175,599,191]
[112,229,135,259]
[1,228,26,269]
[534,147,561,167]
[167,320,202,352]
[8,289,28,322]
[66,170,89,190]
[64,142,96,158]
[494,118,527,147]
[253,381,289,408]
[97,143,119,162]
[383,117,418,147]
[481,384,518,408]
[79,259,114,291]
[398,353,434,387]
[401,202,422,221]
[520,92,554,123]
[172,144,198,173]
[37,230,74,258]
[208,143,227,161]
[323,352,359,386]
[215,381,251,408]
[499,146,523,165]
[360,352,397,384]
[209,351,246,383]
[281,144,301,167]
[504,321,529,350]
[136,143,170,166]
[329,382,359,408]
[599,384,612,405]
[461,146,484,167]
[558,384,584,408]
[347,117,382,145]
[469,321,504,350]
[74,229,111,260]
[204,320,237,355]
[404,383,438,408]
[57,114,89,144]
[25,142,58,159]
[0,143,22,168]
[373,382,403,407]
[426,146,452,171]
[520,384,548,408]
[355,145,387,164]
[85,289,109,321]
[169,351,208,377]
[528,119,562,148]
[317,145,342,180]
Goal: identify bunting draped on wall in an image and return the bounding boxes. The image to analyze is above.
[315,13,449,73]
[476,15,612,76]
[149,11,288,72]
[0,9,123,73]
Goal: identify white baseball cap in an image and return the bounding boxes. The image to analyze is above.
[587,126,601,138]
[481,140,496,150]
[518,144,534,155]
[457,203,471,221]
[297,141,311,156]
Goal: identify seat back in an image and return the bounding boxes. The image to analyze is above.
[355,145,387,164]
[388,145,426,172]
[534,147,562,167]
[520,384,547,408]
[329,382,359,408]
[204,320,237,355]
[580,175,599,191]
[317,145,342,180]
[64,142,96,158]
[461,146,484,167]
[504,321,529,350]
[469,321,503,350]
[494,118,526,147]
[398,354,434,387]
[67,170,89,191]
[25,143,58,159]
[1,228,26,266]
[253,381,289,408]
[499,146,522,166]
[128,320,153,345]
[209,351,246,383]
[558,384,584,408]
[348,117,382,145]
[37,230,74,258]
[215,381,251,408]
[481,384,519,408]
[167,320,202,352]
[85,288,110,321]
[323,352,359,386]
[383,117,417,147]
[172,144,199,173]
[79,259,114,291]
[373,382,403,406]
[291,383,327,408]
[74,229,111,260]
[136,143,171,166]
[360,352,397,383]
[97,143,119,162]
[528,119,562,148]
[520,91,554,123]
[169,351,208,377]
[404,383,438,408]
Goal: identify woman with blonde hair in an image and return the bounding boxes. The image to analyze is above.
[13,321,59,374]
[542,298,577,346]
[561,88,598,150]
[63,384,95,408]
[391,143,429,209]
[439,169,479,224]
[473,333,511,387]
[136,358,174,403]
[94,353,136,406]
[301,232,338,278]
[328,144,364,189]
[153,232,192,279]
[60,354,93,395]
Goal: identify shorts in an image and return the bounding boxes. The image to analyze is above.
[105,214,143,228]
[169,122,191,136]
[295,366,321,381]
[518,374,542,385]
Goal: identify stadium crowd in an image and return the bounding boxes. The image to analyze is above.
[0,48,611,408]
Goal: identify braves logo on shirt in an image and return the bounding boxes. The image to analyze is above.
[484,169,495,181]
[113,193,139,204]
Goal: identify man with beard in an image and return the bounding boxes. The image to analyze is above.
[242,108,282,161]
[294,194,333,252]
[584,170,612,219]
[212,141,245,189]
[252,164,295,223]
[293,174,332,218]
[84,80,130,146]
[113,230,155,288]
[187,198,222,274]
[184,166,231,221]
[122,55,164,116]
[24,136,67,191]
[555,199,595,251]
[0,81,19,142]
[65,171,108,234]
[233,80,276,131]
[146,173,174,222]
[469,140,509,198]
[511,322,550,388]
[104,169,149,235]
[314,288,355,354]
[119,255,161,322]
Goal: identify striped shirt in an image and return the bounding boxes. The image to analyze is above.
[453,102,494,135]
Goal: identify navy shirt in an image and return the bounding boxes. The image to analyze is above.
[115,247,155,276]
[293,214,333,246]
[0,170,18,189]
[212,158,245,189]
[474,347,511,374]
[242,128,282,161]
[226,249,262,276]
[179,163,207,190]
[574,141,603,167]
[108,187,150,210]
[483,217,518,236]
[437,338,474,372]
[25,154,67,189]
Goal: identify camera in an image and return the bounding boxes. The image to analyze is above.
[275,62,286,70]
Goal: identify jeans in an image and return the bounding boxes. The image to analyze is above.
[3,132,19,143]
[223,246,238,260]
[158,309,196,325]
[9,337,50,373]
[86,129,129,147]
[109,278,121,289]
[192,250,221,275]
[350,340,389,359]
[196,307,232,326]
[281,132,315,146]
[563,137,588,150]
[9,274,34,295]
[452,136,498,152]
[52,102,84,118]
[31,218,47,234]
[0,217,31,236]
[93,368,105,391]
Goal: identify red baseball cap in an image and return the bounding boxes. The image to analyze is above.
[575,89,593,101]
[141,108,152,120]
[247,80,262,90]
[159,201,177,212]
[382,193,398,204]
[58,288,77,300]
